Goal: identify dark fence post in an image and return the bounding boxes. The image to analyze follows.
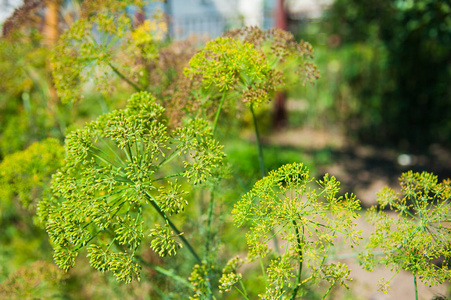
[274,0,288,129]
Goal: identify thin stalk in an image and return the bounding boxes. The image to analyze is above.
[145,191,214,299]
[97,136,127,168]
[233,286,250,299]
[260,258,268,283]
[250,102,281,255]
[205,190,215,255]
[88,149,124,171]
[144,192,202,264]
[290,221,303,300]
[213,90,227,135]
[249,103,266,178]
[414,275,418,300]
[125,142,134,163]
[157,148,181,168]
[136,255,193,289]
[321,283,335,300]
[151,172,184,182]
[108,62,143,92]
[239,279,248,298]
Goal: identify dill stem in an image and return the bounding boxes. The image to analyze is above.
[321,283,335,300]
[144,192,201,264]
[136,255,193,289]
[414,275,418,300]
[234,285,250,299]
[205,190,215,255]
[204,190,216,300]
[250,103,266,178]
[144,192,214,299]
[213,90,227,135]
[108,62,143,92]
[291,221,303,300]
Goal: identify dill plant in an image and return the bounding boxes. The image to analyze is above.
[361,171,451,299]
[0,138,64,211]
[0,139,65,285]
[185,27,319,177]
[221,163,361,299]
[38,92,225,283]
[0,29,67,155]
[51,0,166,103]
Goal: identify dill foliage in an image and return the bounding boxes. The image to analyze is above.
[38,92,225,283]
[0,138,64,211]
[184,27,319,124]
[361,171,451,292]
[51,0,166,103]
[228,163,361,299]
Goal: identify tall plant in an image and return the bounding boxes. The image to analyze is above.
[39,92,225,284]
[361,171,451,299]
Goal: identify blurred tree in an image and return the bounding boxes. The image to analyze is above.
[325,0,451,150]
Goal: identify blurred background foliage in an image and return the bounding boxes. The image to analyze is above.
[291,0,451,151]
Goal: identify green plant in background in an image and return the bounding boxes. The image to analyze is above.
[223,163,360,299]
[0,29,66,156]
[0,138,64,211]
[225,27,320,89]
[39,92,225,284]
[0,139,65,280]
[0,261,67,299]
[51,0,166,104]
[361,171,451,299]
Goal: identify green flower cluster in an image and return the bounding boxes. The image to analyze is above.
[362,171,451,290]
[226,27,320,87]
[0,138,64,211]
[52,12,130,103]
[51,0,161,103]
[39,92,225,283]
[219,256,244,293]
[185,37,281,106]
[189,262,211,299]
[232,163,361,298]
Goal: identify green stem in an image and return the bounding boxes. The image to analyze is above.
[144,193,214,299]
[239,279,248,298]
[250,103,266,178]
[151,172,184,182]
[144,192,202,264]
[136,255,193,289]
[157,149,181,168]
[213,90,227,135]
[205,190,215,255]
[290,221,303,300]
[321,283,335,300]
[127,142,134,163]
[88,148,124,171]
[108,62,143,92]
[233,285,250,299]
[97,136,127,168]
[260,257,267,283]
[414,275,418,300]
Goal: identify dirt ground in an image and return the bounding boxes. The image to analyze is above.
[265,126,451,300]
